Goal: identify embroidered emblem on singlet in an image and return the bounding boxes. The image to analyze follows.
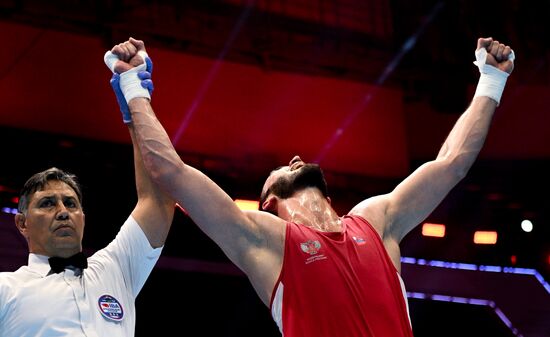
[300,240,321,255]
[300,240,327,264]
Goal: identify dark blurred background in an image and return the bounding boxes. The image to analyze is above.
[0,0,549,336]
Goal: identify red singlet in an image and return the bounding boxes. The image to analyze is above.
[270,215,413,337]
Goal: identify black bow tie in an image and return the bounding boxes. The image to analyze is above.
[48,252,88,274]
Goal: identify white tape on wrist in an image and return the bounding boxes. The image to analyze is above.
[473,48,515,106]
[104,49,151,102]
[104,51,118,73]
[119,62,150,102]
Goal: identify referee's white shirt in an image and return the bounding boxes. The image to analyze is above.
[0,215,162,337]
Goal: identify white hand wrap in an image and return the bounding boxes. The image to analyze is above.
[103,51,118,73]
[473,48,515,106]
[104,50,151,102]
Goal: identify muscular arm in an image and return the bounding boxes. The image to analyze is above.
[351,38,514,251]
[383,96,497,241]
[128,125,175,248]
[127,98,284,273]
[107,37,284,305]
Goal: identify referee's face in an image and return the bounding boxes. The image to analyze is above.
[15,180,85,258]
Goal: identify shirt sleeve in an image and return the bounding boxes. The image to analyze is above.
[90,215,163,297]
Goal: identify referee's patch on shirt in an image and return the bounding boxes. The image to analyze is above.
[98,294,124,321]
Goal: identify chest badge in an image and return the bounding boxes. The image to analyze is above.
[98,294,124,321]
[300,240,321,255]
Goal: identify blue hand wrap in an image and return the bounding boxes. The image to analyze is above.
[110,73,131,123]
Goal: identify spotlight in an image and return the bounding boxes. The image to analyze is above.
[520,219,533,233]
[235,199,259,211]
[421,223,446,238]
[473,231,497,245]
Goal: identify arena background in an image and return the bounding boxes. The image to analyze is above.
[0,1,548,336]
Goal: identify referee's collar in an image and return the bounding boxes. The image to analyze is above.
[28,253,52,277]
